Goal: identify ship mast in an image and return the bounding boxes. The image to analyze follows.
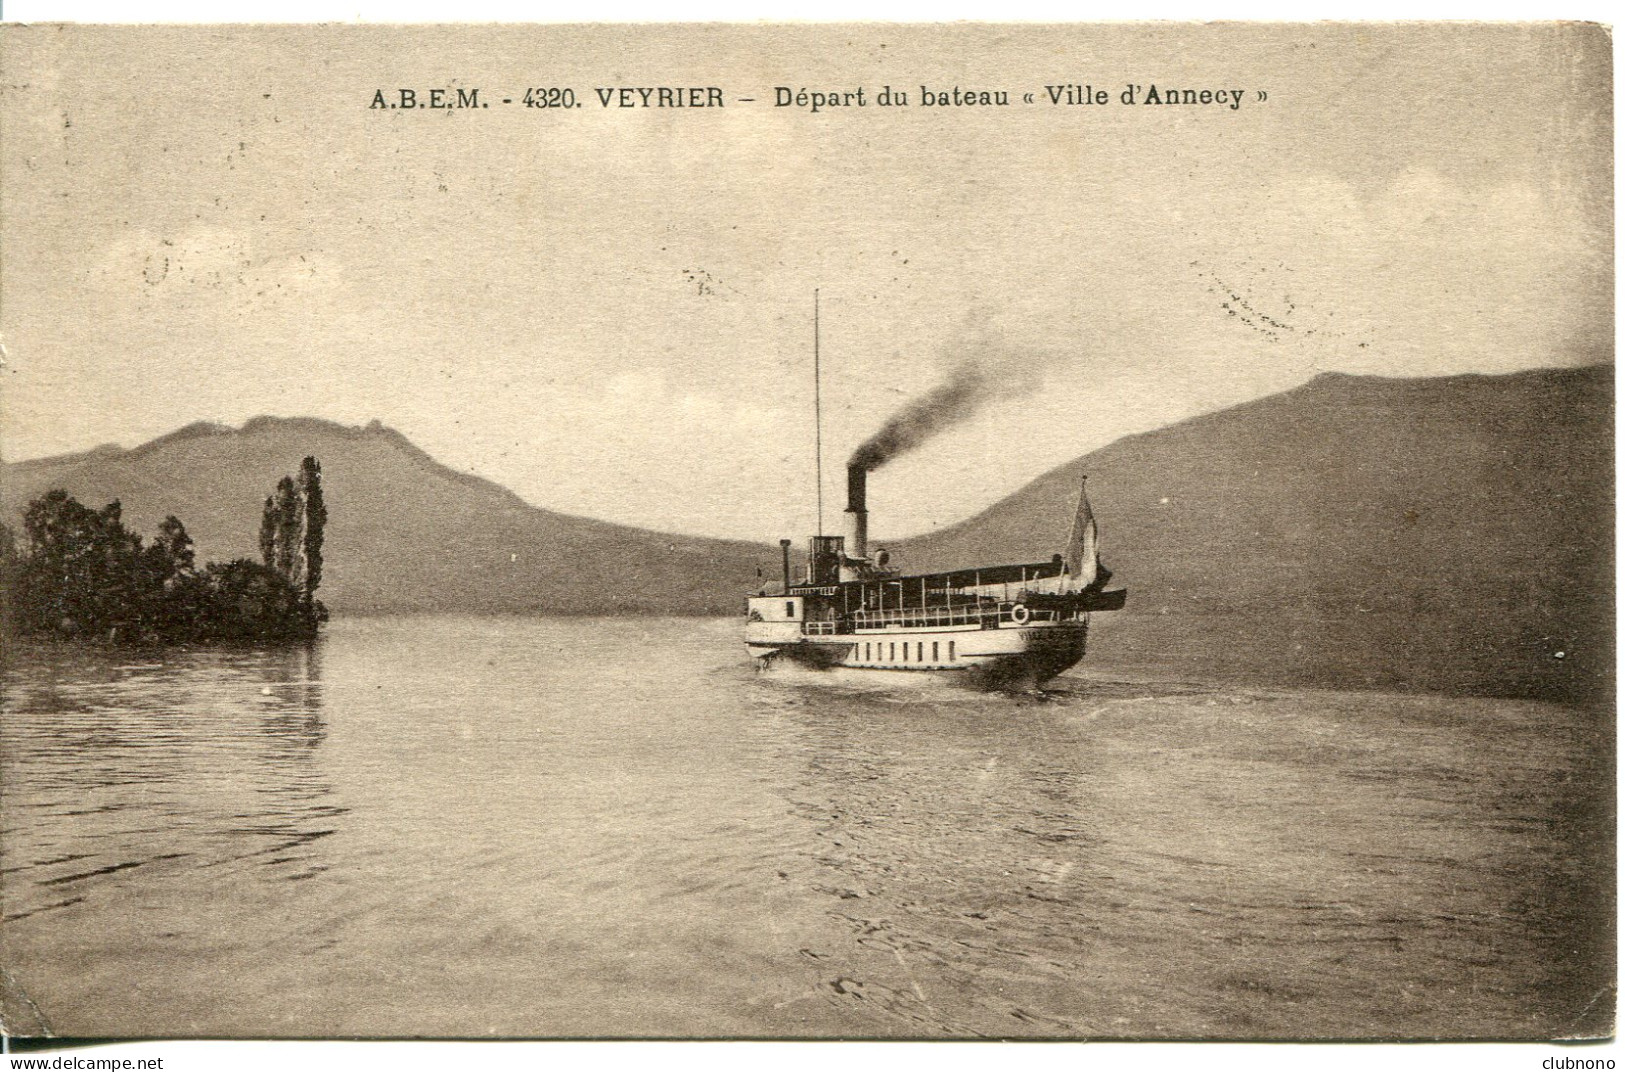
[814,288,823,537]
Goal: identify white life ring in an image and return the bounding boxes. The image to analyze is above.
[1009,603,1030,625]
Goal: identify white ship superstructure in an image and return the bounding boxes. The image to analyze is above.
[745,464,1126,689]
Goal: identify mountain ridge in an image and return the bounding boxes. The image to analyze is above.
[3,363,1611,701]
[893,362,1613,703]
[2,416,778,617]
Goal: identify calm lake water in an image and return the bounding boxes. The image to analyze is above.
[0,615,1612,1039]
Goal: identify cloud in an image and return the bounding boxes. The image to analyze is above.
[93,226,342,315]
[1184,168,1606,377]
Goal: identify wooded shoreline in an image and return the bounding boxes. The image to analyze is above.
[1,457,328,644]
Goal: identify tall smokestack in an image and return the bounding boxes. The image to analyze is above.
[844,465,868,560]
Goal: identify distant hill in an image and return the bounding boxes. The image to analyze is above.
[3,365,1611,702]
[1,417,775,616]
[894,364,1614,704]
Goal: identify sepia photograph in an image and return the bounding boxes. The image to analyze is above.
[0,18,1614,1050]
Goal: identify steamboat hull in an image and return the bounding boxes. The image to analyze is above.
[746,620,1090,690]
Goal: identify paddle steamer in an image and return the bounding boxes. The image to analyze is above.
[745,459,1126,688]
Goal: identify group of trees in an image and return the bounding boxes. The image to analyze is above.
[1,457,328,643]
[259,456,327,614]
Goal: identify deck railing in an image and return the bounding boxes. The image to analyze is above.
[850,604,989,630]
[809,602,1062,633]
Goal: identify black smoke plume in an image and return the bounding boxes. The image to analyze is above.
[849,362,1025,471]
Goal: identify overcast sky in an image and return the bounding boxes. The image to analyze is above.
[1,23,1611,541]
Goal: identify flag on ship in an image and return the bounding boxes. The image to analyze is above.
[1063,474,1110,592]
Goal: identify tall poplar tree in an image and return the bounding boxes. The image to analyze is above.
[259,496,278,570]
[273,476,302,586]
[298,456,325,608]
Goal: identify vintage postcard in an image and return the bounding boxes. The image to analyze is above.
[0,21,1613,1047]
